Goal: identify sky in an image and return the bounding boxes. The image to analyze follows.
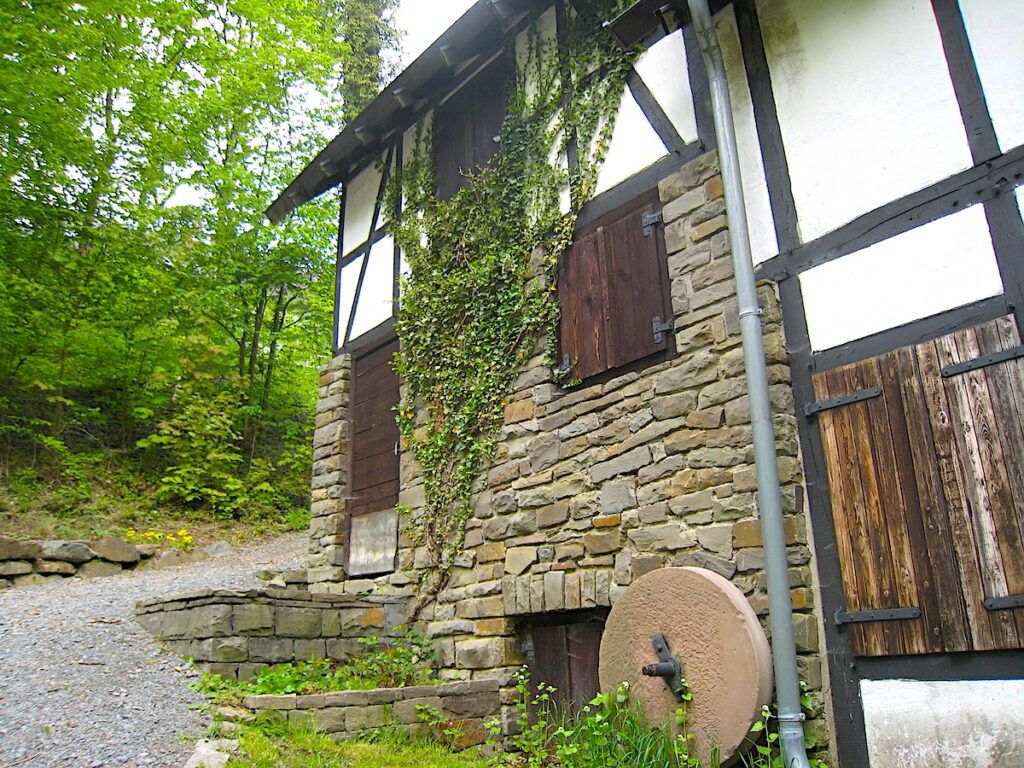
[393,0,478,69]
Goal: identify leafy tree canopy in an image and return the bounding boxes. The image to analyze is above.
[0,0,396,522]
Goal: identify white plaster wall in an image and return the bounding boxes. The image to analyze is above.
[758,0,973,242]
[349,235,395,340]
[799,204,1003,351]
[336,256,362,347]
[635,30,699,145]
[716,5,779,265]
[343,160,384,257]
[861,679,1024,768]
[594,88,668,196]
[960,0,1024,152]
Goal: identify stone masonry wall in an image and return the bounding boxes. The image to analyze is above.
[306,151,830,749]
[308,355,350,575]
[242,679,499,747]
[0,535,206,588]
[135,588,404,680]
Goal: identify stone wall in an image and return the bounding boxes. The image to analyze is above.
[306,151,830,748]
[308,355,350,575]
[135,588,405,680]
[241,679,499,747]
[0,535,204,588]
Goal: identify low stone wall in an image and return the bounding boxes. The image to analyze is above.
[0,535,203,588]
[135,588,406,679]
[242,679,500,747]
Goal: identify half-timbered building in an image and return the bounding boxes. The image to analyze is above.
[269,1,1024,765]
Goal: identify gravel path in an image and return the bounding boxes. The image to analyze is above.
[0,533,307,768]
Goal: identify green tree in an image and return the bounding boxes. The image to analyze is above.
[0,0,395,519]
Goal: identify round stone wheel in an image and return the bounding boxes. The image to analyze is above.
[598,566,773,765]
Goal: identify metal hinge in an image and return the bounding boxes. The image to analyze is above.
[652,315,673,344]
[941,345,1024,377]
[984,593,1024,611]
[553,353,572,377]
[835,606,921,626]
[804,386,882,417]
[641,210,663,236]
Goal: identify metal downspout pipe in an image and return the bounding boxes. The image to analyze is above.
[685,2,812,767]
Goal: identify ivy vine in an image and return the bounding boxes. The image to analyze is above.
[386,1,637,615]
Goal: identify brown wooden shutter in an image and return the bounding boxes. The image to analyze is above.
[811,315,1024,656]
[349,335,401,518]
[602,199,672,370]
[525,616,605,712]
[559,193,672,380]
[435,59,506,201]
[558,226,609,380]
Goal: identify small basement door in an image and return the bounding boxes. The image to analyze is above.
[521,611,606,712]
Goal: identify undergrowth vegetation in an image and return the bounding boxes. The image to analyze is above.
[488,671,828,768]
[192,634,437,703]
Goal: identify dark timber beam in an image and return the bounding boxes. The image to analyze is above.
[755,145,1024,282]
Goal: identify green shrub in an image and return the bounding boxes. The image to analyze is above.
[192,632,437,703]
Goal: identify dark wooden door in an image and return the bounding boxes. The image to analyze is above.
[524,615,605,712]
[812,315,1024,656]
[349,334,401,518]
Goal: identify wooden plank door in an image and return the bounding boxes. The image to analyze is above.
[349,335,401,518]
[524,615,605,712]
[811,316,1024,656]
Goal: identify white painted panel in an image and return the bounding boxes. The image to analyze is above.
[594,89,668,196]
[343,160,384,257]
[800,205,1003,351]
[861,679,1024,768]
[634,30,698,144]
[716,5,779,265]
[349,235,395,340]
[336,256,363,347]
[759,0,973,242]
[1017,183,1024,222]
[961,0,1024,151]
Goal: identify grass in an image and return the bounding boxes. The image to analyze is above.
[224,718,488,768]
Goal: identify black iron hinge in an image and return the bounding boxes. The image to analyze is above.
[552,353,572,377]
[804,386,882,417]
[835,606,921,626]
[652,315,673,344]
[984,593,1024,611]
[641,210,663,236]
[941,345,1024,377]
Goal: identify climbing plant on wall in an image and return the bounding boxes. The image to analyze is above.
[387,2,636,614]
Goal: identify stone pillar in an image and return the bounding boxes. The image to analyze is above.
[308,353,350,585]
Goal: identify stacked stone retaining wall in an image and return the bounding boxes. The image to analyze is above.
[0,535,204,588]
[135,588,405,680]
[241,679,499,747]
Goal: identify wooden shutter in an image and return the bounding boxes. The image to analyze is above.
[435,59,506,201]
[559,193,673,380]
[525,616,605,712]
[811,315,1024,656]
[349,335,401,518]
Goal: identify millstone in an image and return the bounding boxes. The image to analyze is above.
[598,566,773,765]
